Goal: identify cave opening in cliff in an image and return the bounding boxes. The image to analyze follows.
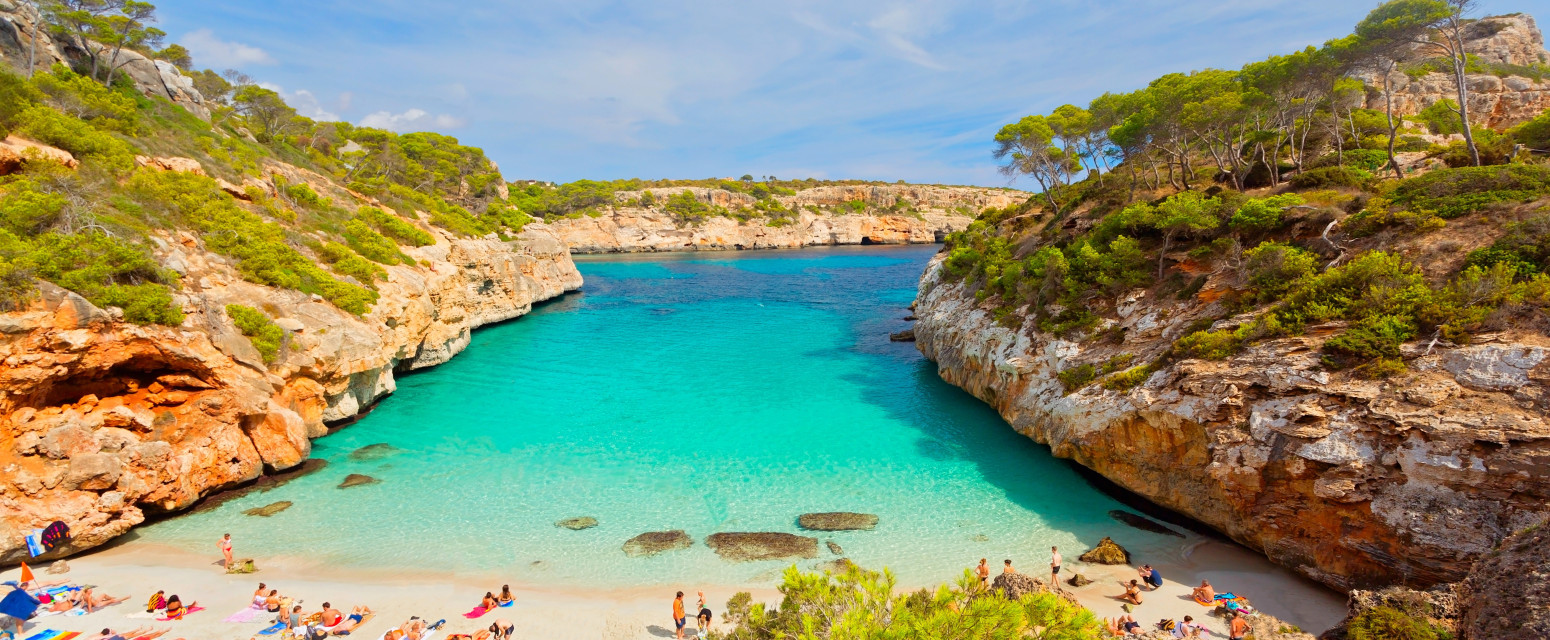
[19,356,215,411]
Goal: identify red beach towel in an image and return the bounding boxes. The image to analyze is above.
[462,606,488,619]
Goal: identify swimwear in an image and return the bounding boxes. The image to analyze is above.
[675,617,686,630]
[1123,622,1140,632]
[348,614,364,623]
[1052,565,1061,574]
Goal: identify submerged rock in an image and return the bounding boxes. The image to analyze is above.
[826,540,843,555]
[706,532,819,562]
[191,458,328,514]
[1108,510,1183,538]
[798,512,879,531]
[814,558,857,573]
[243,501,293,517]
[1079,537,1131,565]
[349,443,400,461]
[338,473,379,489]
[623,530,692,557]
[556,516,599,530]
[991,572,1045,600]
[889,329,915,342]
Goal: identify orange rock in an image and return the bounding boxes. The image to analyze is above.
[0,135,80,174]
[133,155,206,175]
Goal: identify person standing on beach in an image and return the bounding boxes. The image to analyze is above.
[1229,610,1250,640]
[672,591,686,639]
[1050,546,1062,591]
[218,534,233,569]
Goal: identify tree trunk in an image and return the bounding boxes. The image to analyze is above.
[1382,62,1406,179]
[1451,46,1481,166]
[1157,232,1172,279]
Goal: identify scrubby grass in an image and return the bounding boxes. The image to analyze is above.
[226,304,283,363]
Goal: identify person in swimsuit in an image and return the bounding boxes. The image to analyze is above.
[80,587,129,612]
[479,592,498,613]
[696,591,710,636]
[1119,580,1143,605]
[163,595,195,619]
[1050,546,1062,591]
[976,559,990,587]
[264,590,282,613]
[497,585,514,605]
[1002,559,1015,574]
[320,602,343,628]
[489,618,514,640]
[1229,610,1250,640]
[1192,580,1215,605]
[219,534,233,569]
[673,591,686,639]
[331,606,373,635]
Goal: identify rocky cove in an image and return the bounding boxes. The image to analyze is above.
[545,184,1023,253]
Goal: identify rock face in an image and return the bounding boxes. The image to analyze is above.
[547,185,1024,253]
[990,572,1045,600]
[0,168,582,562]
[1460,519,1550,640]
[1355,14,1550,129]
[556,517,599,530]
[1079,537,1131,565]
[797,512,879,531]
[0,2,210,119]
[622,530,692,557]
[705,532,819,562]
[912,254,1550,591]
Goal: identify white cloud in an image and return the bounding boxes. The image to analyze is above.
[359,109,467,132]
[181,29,275,68]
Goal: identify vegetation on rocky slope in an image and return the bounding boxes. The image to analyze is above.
[943,1,1550,383]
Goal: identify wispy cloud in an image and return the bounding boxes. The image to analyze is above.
[359,109,466,132]
[181,28,275,68]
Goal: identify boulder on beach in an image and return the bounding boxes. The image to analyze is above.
[349,443,400,461]
[706,532,819,562]
[623,530,692,557]
[1079,536,1131,565]
[47,560,69,575]
[1067,573,1093,587]
[338,473,379,489]
[556,517,599,530]
[243,501,293,517]
[1108,510,1183,538]
[991,572,1045,600]
[798,512,879,531]
[826,540,843,555]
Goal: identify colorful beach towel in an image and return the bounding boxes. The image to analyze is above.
[257,621,287,635]
[461,606,488,619]
[157,605,204,621]
[1213,593,1237,600]
[224,604,268,623]
[20,629,57,640]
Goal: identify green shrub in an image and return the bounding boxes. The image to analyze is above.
[1324,314,1416,366]
[1174,328,1239,360]
[1244,241,1319,299]
[1230,193,1304,232]
[1387,165,1550,219]
[14,105,136,171]
[30,65,139,134]
[355,206,434,246]
[282,181,328,209]
[24,231,182,325]
[0,179,68,235]
[664,190,714,222]
[1102,365,1153,390]
[1346,606,1447,640]
[1275,251,1428,329]
[226,304,284,363]
[1510,109,1550,151]
[1057,364,1097,391]
[318,242,387,284]
[0,69,41,136]
[343,219,407,265]
[1290,166,1372,190]
[1416,100,1463,135]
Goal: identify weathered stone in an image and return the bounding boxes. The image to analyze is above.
[337,474,379,489]
[556,517,598,530]
[889,329,916,342]
[623,530,692,557]
[348,443,400,461]
[826,540,843,555]
[63,453,122,491]
[1460,518,1549,640]
[243,501,293,517]
[798,512,879,531]
[1079,537,1131,565]
[1066,573,1093,587]
[46,560,69,574]
[705,532,819,562]
[990,572,1045,600]
[813,558,857,573]
[1108,511,1183,538]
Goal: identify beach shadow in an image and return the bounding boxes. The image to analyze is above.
[644,625,677,637]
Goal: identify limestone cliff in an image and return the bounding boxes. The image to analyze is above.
[912,252,1550,591]
[548,184,1022,253]
[1357,13,1550,129]
[0,181,581,564]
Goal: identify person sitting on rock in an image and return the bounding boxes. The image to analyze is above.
[1002,559,1016,574]
[1119,579,1143,605]
[1191,580,1215,605]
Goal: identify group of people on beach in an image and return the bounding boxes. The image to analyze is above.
[1105,564,1255,639]
[670,591,712,639]
[973,545,1067,592]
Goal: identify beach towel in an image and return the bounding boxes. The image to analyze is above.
[461,606,488,619]
[1213,593,1237,600]
[157,605,204,621]
[20,629,57,640]
[257,621,287,635]
[224,604,269,623]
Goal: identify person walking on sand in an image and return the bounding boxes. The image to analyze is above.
[1050,546,1062,591]
[672,591,687,640]
[219,534,233,569]
[976,559,990,587]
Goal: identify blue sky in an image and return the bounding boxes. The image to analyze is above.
[157,1,1541,187]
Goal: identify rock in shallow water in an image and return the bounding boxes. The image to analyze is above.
[557,516,599,530]
[243,501,293,517]
[1066,573,1093,587]
[814,558,857,573]
[826,540,843,555]
[706,532,818,562]
[623,530,692,557]
[338,473,379,489]
[349,443,400,461]
[889,329,915,342]
[1108,510,1183,538]
[1079,536,1131,565]
[798,512,879,531]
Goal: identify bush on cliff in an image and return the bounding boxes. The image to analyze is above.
[1387,165,1550,219]
[716,565,1102,640]
[355,206,434,247]
[1346,605,1451,640]
[226,304,284,363]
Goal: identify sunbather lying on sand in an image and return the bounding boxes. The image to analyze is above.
[329,606,373,635]
[47,590,82,612]
[86,626,169,640]
[81,587,130,612]
[445,632,490,640]
[1105,614,1142,636]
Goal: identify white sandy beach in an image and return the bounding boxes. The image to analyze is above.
[3,535,1344,640]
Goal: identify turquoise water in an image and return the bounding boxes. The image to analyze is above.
[130,245,1158,587]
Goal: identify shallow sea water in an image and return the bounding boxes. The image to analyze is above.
[129,246,1211,587]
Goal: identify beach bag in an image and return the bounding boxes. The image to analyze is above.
[1157,619,1175,631]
